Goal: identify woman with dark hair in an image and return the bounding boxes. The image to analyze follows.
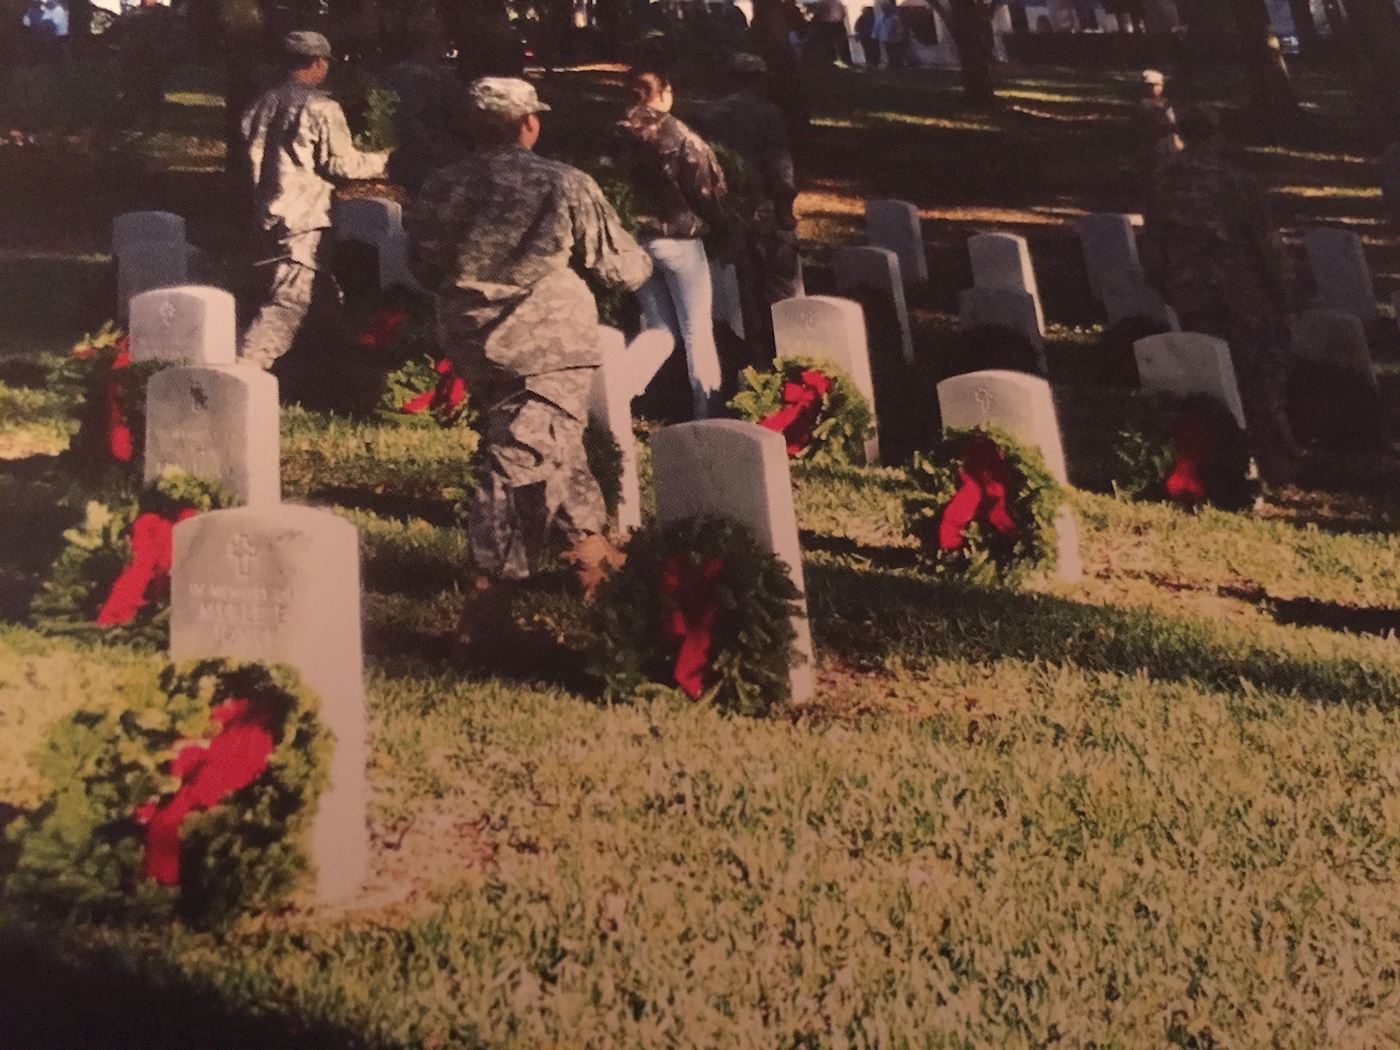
[614,68,730,419]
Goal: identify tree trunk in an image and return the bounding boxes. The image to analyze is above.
[1342,0,1400,144]
[1230,0,1300,140]
[1287,0,1320,53]
[935,0,997,107]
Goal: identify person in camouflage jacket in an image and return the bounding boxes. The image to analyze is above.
[1142,106,1301,481]
[700,52,803,349]
[238,31,389,370]
[407,77,652,641]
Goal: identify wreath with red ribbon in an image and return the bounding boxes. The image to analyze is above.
[4,660,327,928]
[30,468,231,648]
[1113,394,1253,510]
[379,353,471,426]
[57,322,168,490]
[728,356,874,467]
[905,426,1064,585]
[589,516,802,717]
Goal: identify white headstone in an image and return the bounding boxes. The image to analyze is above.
[832,245,913,366]
[117,241,188,319]
[968,232,1045,335]
[1305,226,1377,325]
[145,366,281,506]
[936,371,1079,582]
[936,369,1069,485]
[1290,309,1377,386]
[1075,213,1141,302]
[710,261,745,339]
[333,197,417,291]
[771,294,880,463]
[959,287,1046,370]
[1133,332,1247,430]
[865,199,928,285]
[590,328,643,535]
[129,286,238,366]
[622,327,676,400]
[651,421,815,703]
[1101,269,1179,330]
[170,506,368,904]
[112,210,186,253]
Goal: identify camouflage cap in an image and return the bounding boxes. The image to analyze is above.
[283,30,332,59]
[1141,69,1165,86]
[730,52,768,75]
[468,77,552,120]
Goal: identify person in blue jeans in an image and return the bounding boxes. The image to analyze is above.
[614,68,730,419]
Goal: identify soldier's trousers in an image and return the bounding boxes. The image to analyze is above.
[469,367,607,581]
[240,232,341,369]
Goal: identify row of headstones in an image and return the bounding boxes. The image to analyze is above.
[822,201,1383,392]
[112,201,419,320]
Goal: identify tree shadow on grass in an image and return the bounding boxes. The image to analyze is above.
[0,926,386,1050]
[1220,584,1400,640]
[805,562,1400,707]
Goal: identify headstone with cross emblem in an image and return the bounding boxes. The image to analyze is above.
[771,294,880,463]
[651,420,816,701]
[935,369,1080,582]
[130,287,238,366]
[144,365,281,505]
[170,505,368,903]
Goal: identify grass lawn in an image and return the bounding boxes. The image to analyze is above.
[3,54,1400,1048]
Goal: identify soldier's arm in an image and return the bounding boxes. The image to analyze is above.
[572,175,653,292]
[312,100,389,182]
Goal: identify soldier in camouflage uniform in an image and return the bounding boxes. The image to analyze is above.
[383,18,471,196]
[1142,106,1301,481]
[700,52,802,321]
[238,32,389,369]
[406,77,652,631]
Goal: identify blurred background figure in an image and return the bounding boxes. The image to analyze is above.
[384,17,471,196]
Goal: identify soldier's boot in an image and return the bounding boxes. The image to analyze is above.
[561,533,626,602]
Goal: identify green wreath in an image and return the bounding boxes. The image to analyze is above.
[905,426,1064,586]
[1114,393,1254,510]
[377,353,473,428]
[3,659,328,929]
[589,516,802,717]
[30,469,232,648]
[54,322,167,492]
[728,355,874,468]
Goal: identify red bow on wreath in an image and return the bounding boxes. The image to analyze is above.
[400,357,467,419]
[133,698,279,886]
[1164,405,1218,505]
[358,308,408,350]
[760,369,832,456]
[938,434,1019,551]
[95,505,199,626]
[100,337,134,463]
[659,555,727,699]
